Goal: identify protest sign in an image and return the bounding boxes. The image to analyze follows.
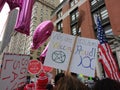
[70,37,98,77]
[44,31,98,77]
[0,53,30,90]
[28,60,42,75]
[44,31,76,71]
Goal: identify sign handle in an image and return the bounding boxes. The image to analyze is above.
[66,36,78,75]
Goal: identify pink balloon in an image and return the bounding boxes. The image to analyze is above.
[39,43,49,63]
[0,0,34,35]
[31,20,54,49]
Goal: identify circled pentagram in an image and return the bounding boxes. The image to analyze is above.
[52,51,66,63]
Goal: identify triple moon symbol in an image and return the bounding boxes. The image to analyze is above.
[77,56,94,70]
[52,51,66,63]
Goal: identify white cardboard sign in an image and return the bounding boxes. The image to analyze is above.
[44,31,76,71]
[70,37,98,77]
[44,31,98,77]
[0,53,30,90]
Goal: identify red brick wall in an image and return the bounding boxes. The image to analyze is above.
[63,15,71,34]
[79,1,95,38]
[105,0,120,36]
[62,2,70,14]
[51,0,96,39]
[51,14,57,31]
[51,14,57,22]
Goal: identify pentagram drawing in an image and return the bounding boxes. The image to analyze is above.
[52,51,66,63]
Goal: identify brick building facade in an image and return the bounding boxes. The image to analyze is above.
[51,0,120,78]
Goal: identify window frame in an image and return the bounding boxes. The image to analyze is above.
[70,0,78,7]
[56,20,63,33]
[57,9,62,19]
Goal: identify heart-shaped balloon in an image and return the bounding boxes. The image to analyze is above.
[31,20,54,49]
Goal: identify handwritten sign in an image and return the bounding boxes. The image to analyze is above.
[70,37,98,77]
[44,31,76,71]
[44,31,98,77]
[0,53,30,90]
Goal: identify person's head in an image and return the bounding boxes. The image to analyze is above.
[46,83,53,90]
[93,78,120,90]
[56,75,89,90]
[71,72,78,78]
[54,72,65,86]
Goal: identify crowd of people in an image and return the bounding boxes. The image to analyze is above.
[23,71,120,90]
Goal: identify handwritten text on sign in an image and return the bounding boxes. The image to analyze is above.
[70,37,98,77]
[44,31,75,71]
[44,31,98,77]
[0,53,30,90]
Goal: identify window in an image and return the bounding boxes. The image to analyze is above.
[70,0,74,7]
[57,21,63,32]
[104,25,113,36]
[70,9,79,23]
[70,0,78,7]
[71,24,78,35]
[90,0,103,6]
[57,9,62,19]
[100,7,108,20]
[91,0,97,6]
[90,0,104,12]
[70,9,80,36]
[92,6,109,25]
[71,24,81,36]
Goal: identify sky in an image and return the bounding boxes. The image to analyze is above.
[0,4,9,41]
[0,0,63,41]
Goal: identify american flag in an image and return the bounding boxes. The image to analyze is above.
[96,16,120,81]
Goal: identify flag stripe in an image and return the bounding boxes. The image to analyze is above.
[99,44,113,78]
[106,44,118,71]
[96,15,120,81]
[99,43,119,79]
[103,44,115,72]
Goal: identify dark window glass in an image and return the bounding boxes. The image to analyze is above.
[70,9,79,23]
[57,9,62,19]
[57,21,63,32]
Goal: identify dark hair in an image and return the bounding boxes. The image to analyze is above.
[46,83,53,90]
[54,73,65,85]
[71,72,77,77]
[56,75,89,90]
[93,78,120,90]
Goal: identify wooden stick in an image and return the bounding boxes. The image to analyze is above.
[66,36,78,75]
